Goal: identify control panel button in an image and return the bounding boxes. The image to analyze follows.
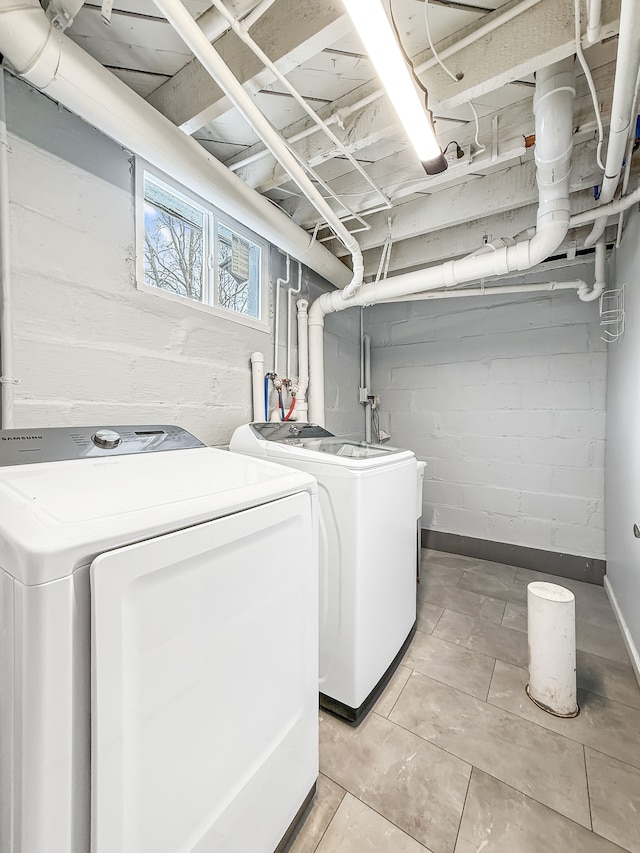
[92,429,122,449]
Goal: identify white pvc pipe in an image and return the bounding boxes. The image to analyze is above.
[308,59,576,424]
[152,0,364,299]
[286,262,302,380]
[274,252,290,377]
[377,280,587,303]
[584,0,640,248]
[250,351,265,422]
[570,184,640,227]
[0,65,15,428]
[577,238,606,302]
[586,0,602,45]
[364,333,372,443]
[295,298,309,422]
[527,582,578,717]
[0,0,351,291]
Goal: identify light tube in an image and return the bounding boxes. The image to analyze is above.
[343,0,446,173]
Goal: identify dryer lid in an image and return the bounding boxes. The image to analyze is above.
[0,443,316,586]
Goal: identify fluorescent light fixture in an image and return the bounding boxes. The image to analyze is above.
[343,0,447,174]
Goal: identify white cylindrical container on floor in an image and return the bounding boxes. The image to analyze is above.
[526,581,579,717]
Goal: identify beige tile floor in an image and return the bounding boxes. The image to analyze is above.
[289,549,640,853]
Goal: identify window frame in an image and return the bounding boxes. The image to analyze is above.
[135,161,270,333]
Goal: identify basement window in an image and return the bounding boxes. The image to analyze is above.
[136,167,268,331]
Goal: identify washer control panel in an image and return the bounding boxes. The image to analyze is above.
[0,425,205,466]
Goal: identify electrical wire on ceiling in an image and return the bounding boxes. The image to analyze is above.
[424,0,461,83]
[575,0,605,171]
[423,0,486,159]
[388,1,440,145]
[468,101,486,158]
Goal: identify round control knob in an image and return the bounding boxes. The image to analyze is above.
[92,429,122,449]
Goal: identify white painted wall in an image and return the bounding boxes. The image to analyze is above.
[367,281,607,558]
[606,205,640,673]
[5,76,324,445]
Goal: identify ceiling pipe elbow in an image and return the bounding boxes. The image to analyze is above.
[0,0,62,89]
[578,238,607,301]
[307,58,576,423]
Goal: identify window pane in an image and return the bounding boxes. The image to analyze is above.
[217,223,261,318]
[143,178,204,302]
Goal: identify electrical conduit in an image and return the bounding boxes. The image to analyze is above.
[308,59,576,424]
[584,0,640,248]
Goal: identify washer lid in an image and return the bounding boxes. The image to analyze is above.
[265,436,414,468]
[0,447,316,586]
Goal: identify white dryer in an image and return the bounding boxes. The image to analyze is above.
[230,422,417,724]
[0,425,318,853]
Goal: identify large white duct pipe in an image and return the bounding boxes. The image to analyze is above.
[583,0,640,248]
[151,0,364,299]
[0,0,351,290]
[308,59,576,425]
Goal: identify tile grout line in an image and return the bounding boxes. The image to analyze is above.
[382,709,594,832]
[587,743,640,775]
[422,585,511,626]
[582,744,594,833]
[305,785,347,853]
[384,667,415,719]
[470,767,613,843]
[326,762,431,851]
[485,656,498,703]
[483,665,640,768]
[386,672,615,817]
[430,606,447,634]
[452,766,474,853]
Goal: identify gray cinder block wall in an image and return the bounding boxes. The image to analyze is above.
[323,307,364,437]
[367,283,607,559]
[5,75,324,445]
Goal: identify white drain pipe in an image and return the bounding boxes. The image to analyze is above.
[375,280,587,303]
[527,582,579,717]
[577,238,606,302]
[295,299,309,422]
[583,0,640,248]
[250,351,265,422]
[308,59,576,425]
[0,0,351,290]
[151,0,364,299]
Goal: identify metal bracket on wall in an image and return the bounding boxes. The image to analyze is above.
[600,283,625,343]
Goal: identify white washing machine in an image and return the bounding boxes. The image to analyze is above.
[0,425,319,853]
[230,422,417,724]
